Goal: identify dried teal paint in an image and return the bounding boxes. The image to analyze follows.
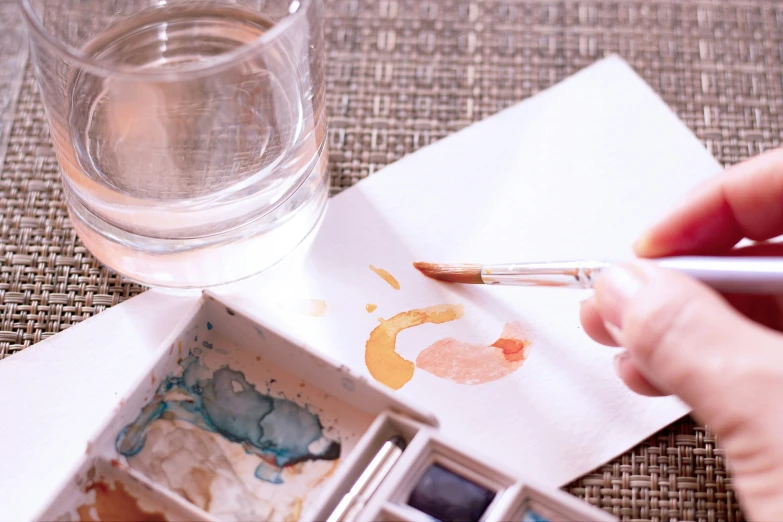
[116,354,340,484]
[521,509,551,522]
[207,322,213,330]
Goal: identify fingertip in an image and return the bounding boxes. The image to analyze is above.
[614,352,667,397]
[580,296,620,347]
[632,233,667,258]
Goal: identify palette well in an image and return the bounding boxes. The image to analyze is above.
[21,291,613,522]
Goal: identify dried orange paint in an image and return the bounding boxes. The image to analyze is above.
[76,480,167,522]
[365,303,377,313]
[365,304,464,389]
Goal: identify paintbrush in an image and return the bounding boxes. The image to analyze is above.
[326,435,406,522]
[413,257,783,294]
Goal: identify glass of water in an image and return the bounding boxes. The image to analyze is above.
[18,0,329,289]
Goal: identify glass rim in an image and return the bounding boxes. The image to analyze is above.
[17,0,312,81]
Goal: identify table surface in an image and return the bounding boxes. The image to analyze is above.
[2,0,774,520]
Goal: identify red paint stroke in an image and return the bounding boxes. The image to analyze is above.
[416,322,532,385]
[491,337,528,363]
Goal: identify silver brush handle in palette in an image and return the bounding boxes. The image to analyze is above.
[480,256,783,294]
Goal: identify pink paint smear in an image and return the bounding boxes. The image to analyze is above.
[416,322,532,385]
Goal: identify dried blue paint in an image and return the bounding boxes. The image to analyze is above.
[203,341,213,349]
[116,354,340,484]
[255,327,266,340]
[207,322,213,330]
[521,509,551,522]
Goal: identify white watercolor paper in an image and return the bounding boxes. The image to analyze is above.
[217,56,722,487]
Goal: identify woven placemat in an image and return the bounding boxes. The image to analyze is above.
[3,0,779,520]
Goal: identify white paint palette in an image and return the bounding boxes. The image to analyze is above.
[0,291,611,522]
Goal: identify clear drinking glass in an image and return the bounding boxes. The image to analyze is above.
[18,0,329,289]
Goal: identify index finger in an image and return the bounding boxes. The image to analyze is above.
[635,147,783,258]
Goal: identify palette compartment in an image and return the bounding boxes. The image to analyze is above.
[352,431,516,522]
[498,484,615,522]
[375,503,436,522]
[33,292,439,522]
[308,411,431,521]
[45,457,216,522]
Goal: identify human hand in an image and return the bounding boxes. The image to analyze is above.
[580,148,783,520]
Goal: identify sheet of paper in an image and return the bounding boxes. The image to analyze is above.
[214,55,723,487]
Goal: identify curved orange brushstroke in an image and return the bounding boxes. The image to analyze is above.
[416,322,532,385]
[365,304,464,390]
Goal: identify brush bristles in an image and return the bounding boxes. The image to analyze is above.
[412,262,484,284]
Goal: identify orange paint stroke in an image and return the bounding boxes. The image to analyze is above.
[416,322,532,385]
[365,303,377,313]
[286,497,304,522]
[365,304,464,390]
[369,265,400,290]
[76,480,167,522]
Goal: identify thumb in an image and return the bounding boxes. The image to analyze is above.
[594,260,783,436]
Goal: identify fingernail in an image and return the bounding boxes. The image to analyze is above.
[633,234,665,258]
[632,236,648,254]
[613,351,630,375]
[597,266,645,328]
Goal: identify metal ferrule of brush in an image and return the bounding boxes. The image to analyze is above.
[480,260,611,288]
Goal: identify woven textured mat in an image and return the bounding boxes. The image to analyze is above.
[2,0,778,520]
